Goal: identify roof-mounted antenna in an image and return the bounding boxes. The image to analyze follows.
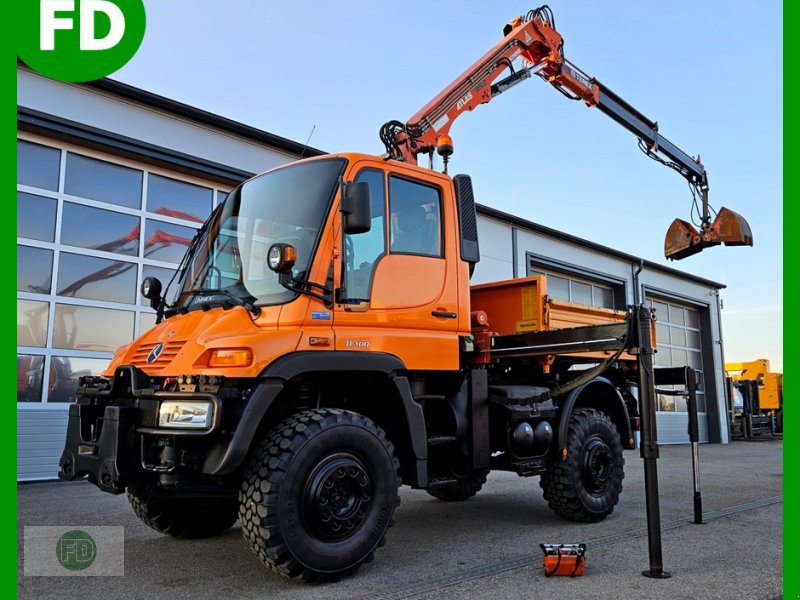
[299,125,316,159]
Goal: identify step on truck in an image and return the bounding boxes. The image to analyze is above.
[59,6,752,582]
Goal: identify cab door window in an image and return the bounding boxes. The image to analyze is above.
[389,176,442,257]
[344,169,386,302]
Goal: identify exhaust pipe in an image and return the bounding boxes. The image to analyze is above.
[665,207,753,260]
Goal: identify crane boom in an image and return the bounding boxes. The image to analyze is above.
[379,6,752,260]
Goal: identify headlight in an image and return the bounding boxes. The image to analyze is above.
[158,400,214,429]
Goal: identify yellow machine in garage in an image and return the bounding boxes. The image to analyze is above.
[725,359,783,437]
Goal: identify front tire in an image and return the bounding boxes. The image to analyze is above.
[127,490,239,539]
[239,408,400,582]
[540,408,624,523]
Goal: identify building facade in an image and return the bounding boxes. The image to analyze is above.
[16,66,727,481]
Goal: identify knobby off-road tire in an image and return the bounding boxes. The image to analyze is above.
[540,408,624,523]
[239,408,401,582]
[127,490,239,539]
[426,468,490,501]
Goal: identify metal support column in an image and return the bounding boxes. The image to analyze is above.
[684,367,705,524]
[636,305,671,579]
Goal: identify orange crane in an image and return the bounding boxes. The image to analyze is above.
[379,5,752,260]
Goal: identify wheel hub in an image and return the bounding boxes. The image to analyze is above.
[303,453,372,540]
[581,436,613,494]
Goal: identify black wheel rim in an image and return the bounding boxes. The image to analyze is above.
[581,436,614,494]
[302,453,373,541]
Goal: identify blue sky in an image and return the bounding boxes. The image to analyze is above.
[116,0,782,370]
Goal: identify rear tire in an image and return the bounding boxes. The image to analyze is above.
[239,408,400,582]
[128,490,238,539]
[540,408,624,523]
[426,468,489,501]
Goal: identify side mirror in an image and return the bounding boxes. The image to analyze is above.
[341,182,371,235]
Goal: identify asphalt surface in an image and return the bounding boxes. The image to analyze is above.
[19,439,783,599]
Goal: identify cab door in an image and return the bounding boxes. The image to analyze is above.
[333,161,461,370]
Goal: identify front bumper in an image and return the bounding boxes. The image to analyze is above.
[58,365,225,494]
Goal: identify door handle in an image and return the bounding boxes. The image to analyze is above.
[431,311,457,319]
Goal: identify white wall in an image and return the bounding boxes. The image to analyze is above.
[18,70,297,176]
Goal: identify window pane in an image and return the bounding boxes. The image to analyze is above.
[140,265,177,306]
[686,329,701,348]
[389,177,442,257]
[53,304,134,351]
[143,219,196,263]
[139,311,157,334]
[65,153,143,208]
[547,275,569,301]
[686,309,700,328]
[48,357,110,403]
[651,300,669,322]
[671,348,689,367]
[147,174,211,223]
[217,191,228,205]
[668,304,685,325]
[345,169,386,301]
[18,140,60,191]
[18,245,53,294]
[57,252,137,304]
[654,346,671,366]
[688,350,703,370]
[655,323,670,346]
[696,392,706,412]
[571,281,592,305]
[674,394,688,412]
[593,286,614,309]
[657,393,675,412]
[61,203,141,255]
[670,326,687,347]
[18,192,57,241]
[17,354,44,402]
[18,299,50,347]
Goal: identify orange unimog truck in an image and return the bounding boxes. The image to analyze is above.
[59,6,752,582]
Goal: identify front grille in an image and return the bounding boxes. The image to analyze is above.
[130,341,186,368]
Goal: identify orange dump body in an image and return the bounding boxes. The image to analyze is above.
[471,276,648,361]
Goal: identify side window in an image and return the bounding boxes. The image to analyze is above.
[389,176,442,257]
[344,169,386,301]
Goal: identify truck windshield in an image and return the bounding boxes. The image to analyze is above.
[169,158,346,312]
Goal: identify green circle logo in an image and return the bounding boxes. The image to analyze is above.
[18,0,146,82]
[55,530,97,571]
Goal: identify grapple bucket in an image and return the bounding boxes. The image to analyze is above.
[664,207,753,260]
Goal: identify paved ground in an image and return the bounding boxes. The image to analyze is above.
[19,439,782,599]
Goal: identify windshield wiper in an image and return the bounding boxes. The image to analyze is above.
[183,288,262,317]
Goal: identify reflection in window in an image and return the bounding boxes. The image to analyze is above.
[57,252,137,304]
[61,203,141,256]
[389,176,442,257]
[53,304,134,351]
[147,174,211,223]
[65,153,143,208]
[18,245,53,294]
[18,192,57,241]
[48,357,110,403]
[345,169,386,302]
[17,354,45,402]
[144,219,196,264]
[18,140,60,191]
[18,300,50,347]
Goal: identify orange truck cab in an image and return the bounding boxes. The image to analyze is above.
[59,152,642,582]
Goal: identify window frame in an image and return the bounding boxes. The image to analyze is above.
[387,174,445,259]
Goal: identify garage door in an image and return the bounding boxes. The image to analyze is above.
[648,296,709,444]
